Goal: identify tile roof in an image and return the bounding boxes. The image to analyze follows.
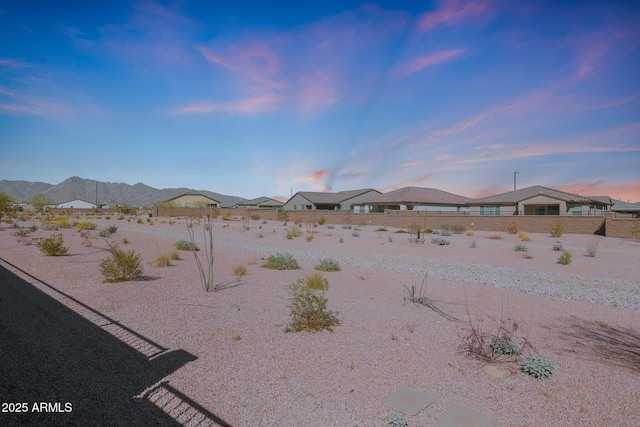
[237,196,283,206]
[468,185,606,205]
[296,189,380,204]
[353,187,470,206]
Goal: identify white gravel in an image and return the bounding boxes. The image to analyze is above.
[1,216,639,427]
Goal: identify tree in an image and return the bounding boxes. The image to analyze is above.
[28,193,54,213]
[0,192,14,224]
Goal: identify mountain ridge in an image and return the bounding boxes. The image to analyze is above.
[0,176,247,208]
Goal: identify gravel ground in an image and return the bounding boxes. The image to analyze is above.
[1,215,639,426]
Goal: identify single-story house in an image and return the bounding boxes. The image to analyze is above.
[610,199,640,217]
[55,199,97,209]
[283,188,381,212]
[161,193,220,208]
[467,186,611,216]
[235,197,284,209]
[353,187,470,213]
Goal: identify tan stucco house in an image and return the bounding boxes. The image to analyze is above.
[162,193,220,208]
[283,189,381,212]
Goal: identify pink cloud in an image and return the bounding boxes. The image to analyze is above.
[0,58,31,69]
[561,181,640,202]
[379,174,434,193]
[417,0,495,32]
[394,49,465,77]
[0,86,69,117]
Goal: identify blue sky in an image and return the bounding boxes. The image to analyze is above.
[1,1,639,202]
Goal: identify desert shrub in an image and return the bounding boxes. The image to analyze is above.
[233,264,248,276]
[388,235,393,242]
[470,239,477,248]
[486,234,504,240]
[285,226,300,239]
[122,237,129,245]
[518,231,531,241]
[40,222,56,231]
[302,273,329,291]
[76,222,97,231]
[339,237,344,243]
[431,237,450,245]
[169,250,181,260]
[105,225,118,234]
[105,215,111,220]
[342,224,352,229]
[440,230,452,236]
[521,355,557,379]
[557,250,572,265]
[315,258,340,272]
[451,224,466,234]
[549,219,564,237]
[491,336,520,355]
[585,244,597,258]
[514,243,528,252]
[13,227,32,237]
[440,224,451,232]
[261,252,300,270]
[54,219,72,229]
[118,215,125,220]
[317,216,326,225]
[463,318,525,362]
[508,221,518,234]
[277,207,289,222]
[552,242,563,251]
[351,231,360,237]
[175,240,199,251]
[137,218,143,224]
[285,281,340,333]
[250,214,260,220]
[99,229,112,237]
[326,224,335,229]
[292,216,302,225]
[99,248,144,282]
[153,254,172,267]
[466,230,474,236]
[36,234,69,256]
[305,234,314,242]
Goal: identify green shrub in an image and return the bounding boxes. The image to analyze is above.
[552,242,563,251]
[105,225,118,234]
[285,281,340,333]
[514,243,528,252]
[305,234,314,242]
[175,240,199,251]
[76,222,97,231]
[491,336,520,355]
[317,216,326,225]
[351,231,360,237]
[36,234,69,256]
[314,258,340,272]
[450,224,466,234]
[99,229,112,237]
[261,252,300,270]
[521,355,557,379]
[99,249,144,282]
[40,222,56,231]
[557,250,572,265]
[549,219,564,237]
[169,250,181,260]
[285,226,300,239]
[431,237,450,245]
[277,207,289,222]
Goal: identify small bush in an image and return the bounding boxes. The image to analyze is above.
[250,214,260,220]
[285,282,340,333]
[470,239,477,248]
[466,230,474,236]
[293,216,302,225]
[549,219,564,237]
[261,252,300,270]
[491,336,520,355]
[118,215,125,220]
[285,226,301,239]
[14,227,32,237]
[54,219,72,229]
[585,244,597,258]
[175,240,199,251]
[36,234,69,256]
[386,411,408,427]
[388,235,393,242]
[440,230,452,236]
[99,229,112,237]
[351,231,360,237]
[99,249,144,282]
[557,250,572,265]
[315,258,340,272]
[122,237,129,245]
[317,216,326,225]
[342,224,352,229]
[508,220,518,234]
[518,231,531,241]
[450,224,466,234]
[303,273,329,291]
[521,355,557,379]
[514,243,528,252]
[486,234,504,240]
[233,264,248,276]
[431,237,450,245]
[137,218,143,224]
[153,254,172,267]
[327,224,335,229]
[169,250,181,260]
[76,222,97,231]
[305,234,314,242]
[339,237,343,243]
[105,225,118,234]
[40,222,56,231]
[552,242,563,251]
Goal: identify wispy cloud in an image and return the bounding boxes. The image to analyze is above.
[173,93,280,115]
[0,86,69,117]
[417,0,496,32]
[394,49,465,77]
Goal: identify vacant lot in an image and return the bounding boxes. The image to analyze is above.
[1,215,639,426]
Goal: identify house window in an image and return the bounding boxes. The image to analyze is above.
[480,206,500,216]
[185,203,190,207]
[571,205,582,216]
